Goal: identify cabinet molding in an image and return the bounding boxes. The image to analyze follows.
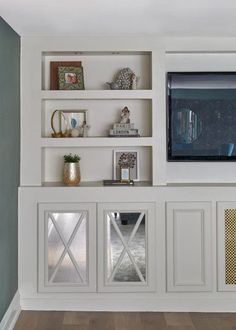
[19,186,236,311]
[166,202,212,292]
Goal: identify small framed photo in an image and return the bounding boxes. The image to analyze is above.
[113,150,139,181]
[60,110,88,136]
[120,167,130,182]
[50,61,81,90]
[58,66,84,90]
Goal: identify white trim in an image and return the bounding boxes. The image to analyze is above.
[20,296,236,312]
[0,291,21,330]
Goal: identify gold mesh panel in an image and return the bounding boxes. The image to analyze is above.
[225,209,236,285]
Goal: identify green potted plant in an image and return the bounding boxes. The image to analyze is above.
[63,153,81,186]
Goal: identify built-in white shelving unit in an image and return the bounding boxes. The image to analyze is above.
[21,44,161,186]
[19,37,236,311]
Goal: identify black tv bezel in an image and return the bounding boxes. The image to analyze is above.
[167,71,236,162]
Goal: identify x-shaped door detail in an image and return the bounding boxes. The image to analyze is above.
[47,211,87,284]
[106,211,146,283]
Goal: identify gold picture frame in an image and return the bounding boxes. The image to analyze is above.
[51,109,88,137]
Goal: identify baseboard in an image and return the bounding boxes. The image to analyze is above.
[0,291,21,330]
[20,296,236,312]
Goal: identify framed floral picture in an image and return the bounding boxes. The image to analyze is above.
[58,66,84,90]
[113,150,139,181]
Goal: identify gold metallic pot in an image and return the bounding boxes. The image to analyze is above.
[63,162,81,186]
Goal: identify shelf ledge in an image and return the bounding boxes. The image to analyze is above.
[42,181,152,188]
[41,137,153,147]
[41,90,153,100]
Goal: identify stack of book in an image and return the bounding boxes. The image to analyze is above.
[109,123,139,137]
[103,180,134,186]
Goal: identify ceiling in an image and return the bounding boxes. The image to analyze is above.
[1,0,236,37]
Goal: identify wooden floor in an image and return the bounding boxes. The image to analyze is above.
[14,311,236,330]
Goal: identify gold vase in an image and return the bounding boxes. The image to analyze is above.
[63,162,81,186]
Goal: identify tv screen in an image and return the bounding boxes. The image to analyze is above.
[167,72,236,161]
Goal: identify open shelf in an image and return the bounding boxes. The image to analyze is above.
[42,51,152,91]
[42,99,152,138]
[42,146,152,184]
[22,48,155,186]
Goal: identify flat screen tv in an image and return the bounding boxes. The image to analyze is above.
[167,72,236,161]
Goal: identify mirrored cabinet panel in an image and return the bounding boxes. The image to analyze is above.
[47,212,87,284]
[38,202,155,293]
[98,203,155,292]
[38,203,96,292]
[106,211,146,283]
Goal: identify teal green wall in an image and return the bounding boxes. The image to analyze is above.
[0,17,20,321]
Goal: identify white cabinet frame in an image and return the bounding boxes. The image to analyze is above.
[38,203,96,292]
[97,202,156,292]
[166,202,212,292]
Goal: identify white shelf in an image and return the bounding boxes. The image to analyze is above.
[41,137,153,147]
[41,90,153,100]
[42,181,152,187]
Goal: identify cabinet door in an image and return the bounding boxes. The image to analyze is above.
[97,202,155,292]
[218,202,236,291]
[38,203,96,292]
[166,202,212,292]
